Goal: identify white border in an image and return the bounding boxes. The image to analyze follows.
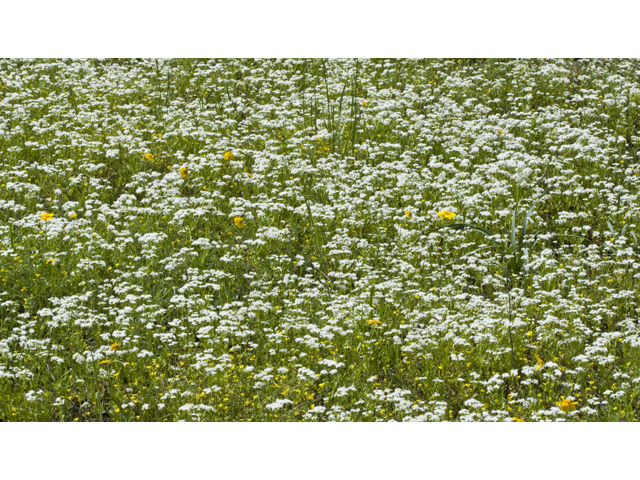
[1,1,639,57]
[1,423,636,479]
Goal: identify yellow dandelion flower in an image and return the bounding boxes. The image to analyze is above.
[69,213,77,219]
[405,210,412,219]
[437,210,456,220]
[110,343,120,351]
[144,152,154,161]
[46,258,56,264]
[180,167,188,178]
[40,212,54,221]
[557,398,578,413]
[234,217,245,229]
[367,319,381,327]
[224,151,234,161]
[535,354,543,370]
[512,417,525,422]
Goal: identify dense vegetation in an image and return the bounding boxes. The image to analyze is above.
[1,58,639,421]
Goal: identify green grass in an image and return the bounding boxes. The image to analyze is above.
[1,58,640,421]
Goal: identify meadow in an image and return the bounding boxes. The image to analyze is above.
[1,58,639,421]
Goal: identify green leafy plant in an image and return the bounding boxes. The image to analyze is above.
[437,187,551,284]
[606,220,640,254]
[432,185,584,369]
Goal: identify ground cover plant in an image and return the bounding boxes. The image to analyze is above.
[1,58,640,422]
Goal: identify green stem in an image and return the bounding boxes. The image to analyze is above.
[91,360,104,422]
[506,271,516,373]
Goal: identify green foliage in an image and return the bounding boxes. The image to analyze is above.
[1,58,640,422]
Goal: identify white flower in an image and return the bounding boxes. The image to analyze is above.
[266,399,293,410]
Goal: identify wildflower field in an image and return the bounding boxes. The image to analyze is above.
[2,58,640,422]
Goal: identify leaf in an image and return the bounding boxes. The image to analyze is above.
[510,201,518,250]
[621,223,629,237]
[553,233,588,243]
[445,223,496,241]
[519,185,552,250]
[522,247,530,274]
[529,237,542,251]
[533,166,548,188]
[519,202,536,249]
[445,245,493,266]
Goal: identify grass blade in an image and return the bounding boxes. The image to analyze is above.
[445,245,493,266]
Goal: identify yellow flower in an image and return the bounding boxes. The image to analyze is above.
[110,343,120,351]
[405,210,412,219]
[367,319,381,327]
[437,210,456,220]
[234,217,245,229]
[535,354,543,370]
[224,151,235,161]
[69,213,77,219]
[99,360,111,365]
[46,258,56,264]
[512,417,525,422]
[40,212,54,221]
[557,398,578,413]
[362,101,367,106]
[144,152,154,161]
[179,167,188,178]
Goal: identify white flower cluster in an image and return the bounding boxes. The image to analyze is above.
[1,58,639,422]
